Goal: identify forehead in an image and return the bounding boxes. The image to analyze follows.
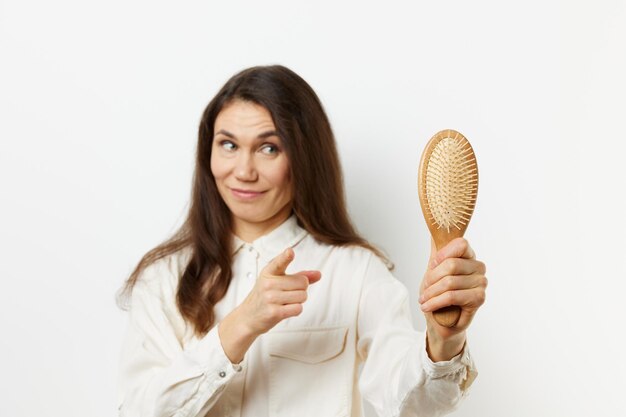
[215,100,275,131]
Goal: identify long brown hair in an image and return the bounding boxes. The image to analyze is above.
[118,65,390,336]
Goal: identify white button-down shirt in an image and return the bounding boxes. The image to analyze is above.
[118,215,477,417]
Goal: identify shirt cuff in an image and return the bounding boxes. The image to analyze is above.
[149,325,248,417]
[419,332,477,390]
[185,324,247,380]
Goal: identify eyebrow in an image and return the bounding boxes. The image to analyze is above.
[214,129,280,140]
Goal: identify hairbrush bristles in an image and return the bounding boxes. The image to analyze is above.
[418,129,479,328]
[425,134,478,233]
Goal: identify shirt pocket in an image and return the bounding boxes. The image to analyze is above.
[266,326,351,417]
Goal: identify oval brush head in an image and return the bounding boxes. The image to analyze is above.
[418,129,478,327]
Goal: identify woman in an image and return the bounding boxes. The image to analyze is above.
[117,65,487,417]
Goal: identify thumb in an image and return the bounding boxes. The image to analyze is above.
[264,248,295,276]
[430,237,475,269]
[295,270,322,285]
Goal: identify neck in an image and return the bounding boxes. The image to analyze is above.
[233,206,292,243]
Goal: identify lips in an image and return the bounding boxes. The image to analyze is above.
[229,187,266,200]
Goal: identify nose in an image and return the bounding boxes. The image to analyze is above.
[234,152,258,182]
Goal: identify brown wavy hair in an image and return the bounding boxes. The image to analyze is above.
[118,65,390,336]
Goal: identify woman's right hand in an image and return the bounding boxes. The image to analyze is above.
[240,248,322,335]
[218,248,321,363]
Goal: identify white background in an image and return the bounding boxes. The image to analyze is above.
[1,1,625,416]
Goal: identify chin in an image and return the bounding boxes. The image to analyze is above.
[230,207,271,224]
[230,204,291,226]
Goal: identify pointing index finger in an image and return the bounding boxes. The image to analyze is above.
[265,248,295,276]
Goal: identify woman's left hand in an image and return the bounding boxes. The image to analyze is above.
[419,237,487,361]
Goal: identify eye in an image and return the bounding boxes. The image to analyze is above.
[260,143,279,155]
[219,140,237,152]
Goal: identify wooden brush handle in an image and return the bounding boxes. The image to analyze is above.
[433,305,461,328]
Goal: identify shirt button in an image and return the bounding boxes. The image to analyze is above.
[219,371,226,378]
[246,272,254,279]
[248,246,254,252]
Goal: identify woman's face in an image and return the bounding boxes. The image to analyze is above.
[211,100,293,241]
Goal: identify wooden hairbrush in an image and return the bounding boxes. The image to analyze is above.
[418,129,478,327]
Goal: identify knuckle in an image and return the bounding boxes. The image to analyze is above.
[263,292,275,304]
[476,291,486,305]
[299,276,309,289]
[478,260,487,274]
[294,303,303,315]
[444,275,456,290]
[267,305,280,320]
[260,279,272,292]
[482,276,489,288]
[445,258,458,275]
[446,291,456,305]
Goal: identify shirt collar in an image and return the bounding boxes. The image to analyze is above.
[231,214,308,257]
